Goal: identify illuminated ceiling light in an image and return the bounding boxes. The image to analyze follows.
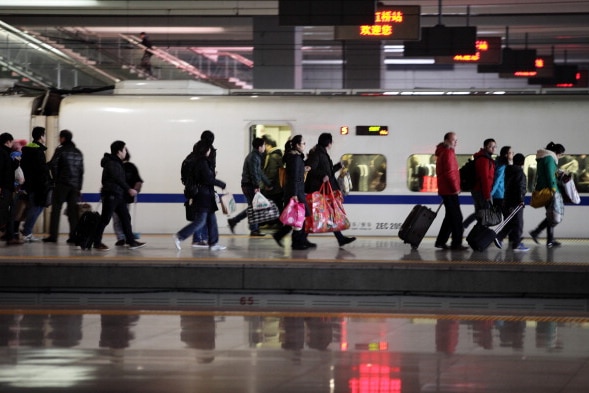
[385,59,435,65]
[384,45,404,53]
[5,0,99,6]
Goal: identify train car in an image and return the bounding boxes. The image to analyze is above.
[1,81,588,238]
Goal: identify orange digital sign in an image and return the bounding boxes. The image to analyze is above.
[334,6,420,41]
[450,37,501,64]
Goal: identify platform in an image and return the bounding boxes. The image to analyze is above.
[2,234,589,299]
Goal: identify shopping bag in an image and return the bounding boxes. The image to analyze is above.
[252,192,271,210]
[305,182,350,233]
[547,191,564,225]
[530,187,555,208]
[247,201,280,225]
[220,193,236,214]
[558,173,580,204]
[279,197,306,230]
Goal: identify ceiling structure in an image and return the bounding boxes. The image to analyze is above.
[0,0,588,77]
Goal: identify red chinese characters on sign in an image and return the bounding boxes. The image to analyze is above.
[334,6,420,41]
[360,10,404,37]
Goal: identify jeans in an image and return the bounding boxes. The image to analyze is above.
[94,193,135,246]
[22,192,45,236]
[177,211,219,245]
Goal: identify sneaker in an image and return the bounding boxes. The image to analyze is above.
[210,244,227,251]
[115,239,126,247]
[547,241,562,248]
[272,233,284,248]
[513,243,529,252]
[23,234,40,242]
[94,243,110,251]
[7,238,24,245]
[450,245,469,251]
[66,238,77,244]
[493,238,503,249]
[338,236,356,247]
[42,236,57,243]
[128,241,146,250]
[435,243,449,250]
[173,235,182,251]
[529,230,539,244]
[191,241,209,248]
[305,241,318,248]
[227,219,236,234]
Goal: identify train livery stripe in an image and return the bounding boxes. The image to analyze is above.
[82,193,589,206]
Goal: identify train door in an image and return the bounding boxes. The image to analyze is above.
[249,123,292,151]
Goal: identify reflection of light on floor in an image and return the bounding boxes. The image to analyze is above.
[349,364,401,393]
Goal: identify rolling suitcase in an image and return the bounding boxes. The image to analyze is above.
[467,203,524,251]
[399,202,443,249]
[74,210,101,250]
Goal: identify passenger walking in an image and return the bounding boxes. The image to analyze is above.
[227,138,273,236]
[192,130,217,247]
[174,140,227,251]
[305,133,355,247]
[491,146,513,211]
[113,150,143,246]
[434,132,468,250]
[44,130,84,244]
[471,138,497,224]
[0,132,22,245]
[261,135,284,227]
[20,127,51,242]
[139,32,153,76]
[529,142,566,248]
[272,135,314,250]
[93,141,145,251]
[493,153,528,251]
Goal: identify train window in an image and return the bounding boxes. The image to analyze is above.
[525,154,589,193]
[340,154,386,192]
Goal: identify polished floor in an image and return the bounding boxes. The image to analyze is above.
[1,305,589,393]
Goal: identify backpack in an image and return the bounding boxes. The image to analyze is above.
[181,153,199,197]
[459,157,478,192]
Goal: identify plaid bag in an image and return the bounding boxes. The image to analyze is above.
[246,201,280,225]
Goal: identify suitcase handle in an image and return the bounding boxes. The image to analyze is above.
[494,202,524,233]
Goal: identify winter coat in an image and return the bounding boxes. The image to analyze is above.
[100,153,130,198]
[304,144,342,193]
[434,142,460,195]
[263,147,284,195]
[49,141,84,190]
[534,149,558,192]
[504,165,526,208]
[193,156,226,213]
[491,162,506,200]
[20,141,51,203]
[283,150,310,216]
[0,145,17,192]
[472,148,495,200]
[241,149,271,188]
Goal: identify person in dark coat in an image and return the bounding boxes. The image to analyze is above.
[113,150,143,246]
[272,135,314,250]
[0,132,22,245]
[20,127,51,242]
[174,140,227,251]
[139,32,153,75]
[44,129,84,243]
[494,153,528,251]
[93,141,145,251]
[192,130,217,247]
[304,133,355,247]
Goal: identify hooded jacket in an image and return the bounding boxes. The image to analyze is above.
[534,148,558,192]
[100,153,130,198]
[473,148,496,200]
[434,142,460,195]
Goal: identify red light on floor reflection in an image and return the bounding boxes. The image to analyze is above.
[349,364,401,393]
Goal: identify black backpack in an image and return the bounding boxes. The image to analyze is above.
[180,153,199,197]
[459,157,478,192]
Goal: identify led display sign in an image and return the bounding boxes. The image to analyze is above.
[356,125,389,136]
[334,6,420,41]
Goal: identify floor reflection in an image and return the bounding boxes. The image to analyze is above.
[1,309,588,392]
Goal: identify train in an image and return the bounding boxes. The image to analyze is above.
[1,81,588,238]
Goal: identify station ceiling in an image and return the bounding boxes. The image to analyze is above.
[1,0,588,65]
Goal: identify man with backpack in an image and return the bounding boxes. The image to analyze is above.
[434,132,468,250]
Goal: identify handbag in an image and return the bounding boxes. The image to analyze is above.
[531,187,555,208]
[305,182,350,233]
[246,201,280,225]
[219,193,236,215]
[252,191,271,210]
[279,197,306,230]
[475,205,502,227]
[558,173,581,204]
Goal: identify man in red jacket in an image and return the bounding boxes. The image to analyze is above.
[434,132,468,250]
[472,138,497,223]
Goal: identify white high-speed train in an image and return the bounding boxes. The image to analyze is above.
[1,81,588,238]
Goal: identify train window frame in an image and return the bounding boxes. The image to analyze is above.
[340,154,387,192]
